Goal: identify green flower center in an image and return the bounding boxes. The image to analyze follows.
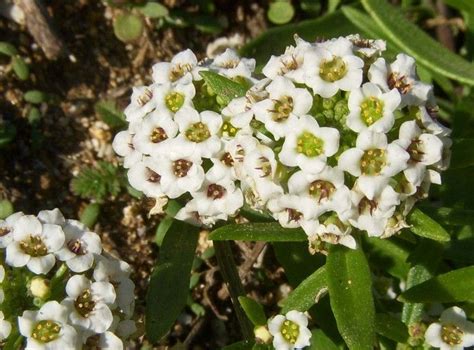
[441,324,463,346]
[150,127,168,143]
[296,131,324,157]
[31,320,61,343]
[309,180,335,202]
[185,122,211,143]
[319,57,347,82]
[74,288,96,318]
[173,159,193,178]
[360,97,384,126]
[280,319,300,344]
[272,96,294,122]
[361,149,386,175]
[165,92,185,112]
[20,235,48,257]
[221,121,240,138]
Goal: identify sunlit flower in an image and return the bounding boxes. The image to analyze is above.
[268,310,312,350]
[0,211,24,248]
[209,48,256,79]
[152,49,200,85]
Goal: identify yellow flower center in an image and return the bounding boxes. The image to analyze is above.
[280,319,300,344]
[360,97,384,126]
[360,149,386,176]
[441,324,464,346]
[296,131,324,157]
[319,56,347,82]
[32,320,61,343]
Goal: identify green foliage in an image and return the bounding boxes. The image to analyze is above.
[209,223,307,242]
[0,42,18,57]
[199,71,248,106]
[0,122,16,148]
[138,2,169,18]
[238,296,267,326]
[326,244,375,350]
[71,162,122,202]
[94,100,127,129]
[154,200,182,246]
[268,1,295,25]
[407,208,450,242]
[113,13,145,42]
[24,90,49,104]
[11,56,29,80]
[0,200,14,220]
[375,313,409,343]
[146,220,200,342]
[79,203,101,228]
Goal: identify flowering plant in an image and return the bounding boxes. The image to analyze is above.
[0,209,136,349]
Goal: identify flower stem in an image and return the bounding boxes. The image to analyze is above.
[214,241,254,341]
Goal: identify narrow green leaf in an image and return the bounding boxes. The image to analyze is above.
[199,71,247,106]
[192,15,225,34]
[445,237,474,264]
[113,13,144,43]
[267,1,295,25]
[401,266,474,303]
[155,200,182,246]
[309,329,339,350]
[375,313,409,343]
[419,206,474,226]
[0,42,18,57]
[138,2,169,18]
[450,138,474,169]
[364,237,411,280]
[24,90,48,104]
[443,0,474,13]
[326,244,375,350]
[0,123,16,148]
[94,100,127,129]
[209,223,307,242]
[280,266,327,314]
[222,340,255,350]
[79,203,100,228]
[146,220,200,342]
[11,56,29,80]
[407,208,450,242]
[238,296,267,326]
[240,10,358,66]
[0,200,14,220]
[361,0,474,85]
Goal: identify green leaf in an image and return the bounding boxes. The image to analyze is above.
[280,266,327,314]
[0,122,16,148]
[11,56,29,80]
[361,0,474,85]
[363,237,411,280]
[375,313,409,343]
[442,0,474,13]
[79,203,100,228]
[146,220,200,342]
[113,13,144,43]
[24,90,48,104]
[199,71,247,106]
[238,296,267,326]
[27,107,41,125]
[407,208,450,242]
[71,162,121,202]
[326,244,375,350]
[0,200,14,220]
[240,10,358,66]
[309,329,339,350]
[94,100,127,129]
[222,340,255,350]
[419,206,474,226]
[267,1,295,25]
[192,15,225,34]
[209,223,307,242]
[155,200,182,246]
[138,2,169,18]
[401,266,474,303]
[0,42,18,57]
[450,138,474,169]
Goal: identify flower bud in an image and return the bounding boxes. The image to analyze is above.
[254,325,272,344]
[29,276,51,299]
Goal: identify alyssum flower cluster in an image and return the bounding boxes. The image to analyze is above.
[0,209,136,349]
[114,34,451,249]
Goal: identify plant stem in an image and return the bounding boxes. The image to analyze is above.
[214,241,254,341]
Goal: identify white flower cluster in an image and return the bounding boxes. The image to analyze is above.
[114,34,451,249]
[0,209,136,349]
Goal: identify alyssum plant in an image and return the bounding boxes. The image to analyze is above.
[113,34,461,349]
[0,209,136,349]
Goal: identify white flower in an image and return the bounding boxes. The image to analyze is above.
[253,76,312,140]
[346,34,386,58]
[174,108,223,158]
[303,37,364,98]
[267,194,313,228]
[127,157,164,198]
[153,152,205,199]
[279,115,340,173]
[123,85,157,123]
[6,215,65,274]
[425,307,474,350]
[220,97,254,139]
[0,211,24,248]
[288,167,351,219]
[262,36,312,83]
[132,108,178,156]
[303,215,356,249]
[268,310,312,350]
[206,33,245,58]
[112,130,142,169]
[62,274,115,333]
[18,301,78,350]
[338,130,409,200]
[368,54,432,107]
[175,202,227,227]
[417,106,451,137]
[153,82,196,114]
[349,186,400,237]
[0,311,11,341]
[84,332,123,350]
[209,48,256,79]
[223,135,260,178]
[152,49,200,85]
[93,255,135,318]
[55,220,102,273]
[37,209,66,226]
[396,120,444,187]
[188,167,244,217]
[346,82,401,133]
